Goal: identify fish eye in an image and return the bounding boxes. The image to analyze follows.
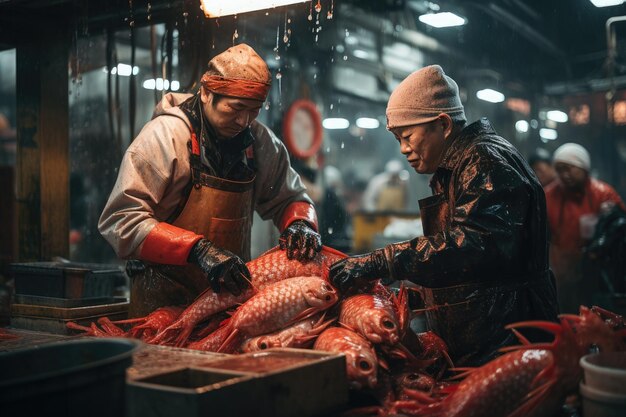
[325,295,332,301]
[259,342,268,349]
[359,360,371,370]
[407,373,419,381]
[382,319,395,329]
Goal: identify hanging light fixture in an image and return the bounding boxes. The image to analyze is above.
[200,0,310,18]
[589,0,624,7]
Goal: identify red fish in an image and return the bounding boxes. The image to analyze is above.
[152,246,346,346]
[240,313,334,352]
[112,306,183,341]
[186,322,233,352]
[314,327,379,389]
[400,306,626,417]
[217,276,338,353]
[339,293,402,345]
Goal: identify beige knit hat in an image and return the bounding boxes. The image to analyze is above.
[386,65,466,130]
[207,43,271,84]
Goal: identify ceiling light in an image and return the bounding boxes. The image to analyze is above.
[102,64,139,77]
[356,117,380,129]
[142,78,180,91]
[352,49,371,60]
[546,110,568,123]
[323,118,350,129]
[200,0,309,18]
[515,120,529,133]
[418,12,466,28]
[476,88,505,103]
[539,128,558,140]
[589,0,624,7]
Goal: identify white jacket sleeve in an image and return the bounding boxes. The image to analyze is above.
[98,116,192,258]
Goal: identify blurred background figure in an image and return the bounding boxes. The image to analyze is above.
[319,165,350,252]
[293,159,351,253]
[528,147,557,188]
[545,143,626,313]
[362,159,410,212]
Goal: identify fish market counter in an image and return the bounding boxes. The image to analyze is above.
[0,329,349,417]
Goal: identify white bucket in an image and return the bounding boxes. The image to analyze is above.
[580,382,626,417]
[580,352,626,395]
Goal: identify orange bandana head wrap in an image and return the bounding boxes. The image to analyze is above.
[201,74,271,102]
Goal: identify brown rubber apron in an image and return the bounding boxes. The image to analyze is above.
[417,193,551,366]
[129,121,255,317]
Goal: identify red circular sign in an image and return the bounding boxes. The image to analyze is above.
[282,99,323,160]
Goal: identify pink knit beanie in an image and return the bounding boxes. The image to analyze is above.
[386,65,466,129]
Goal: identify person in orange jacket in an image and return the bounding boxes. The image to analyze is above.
[545,142,625,313]
[99,44,321,317]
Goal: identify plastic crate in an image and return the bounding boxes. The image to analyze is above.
[10,262,124,299]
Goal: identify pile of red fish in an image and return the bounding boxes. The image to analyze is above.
[68,247,626,417]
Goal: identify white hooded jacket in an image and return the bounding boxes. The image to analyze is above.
[98,93,312,258]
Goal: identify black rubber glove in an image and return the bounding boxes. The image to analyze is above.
[187,239,251,296]
[279,220,322,261]
[329,249,391,293]
[125,260,146,278]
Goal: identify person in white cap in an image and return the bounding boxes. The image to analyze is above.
[330,65,558,366]
[545,142,625,313]
[99,44,321,317]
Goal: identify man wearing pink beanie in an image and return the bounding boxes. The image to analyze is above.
[330,65,558,366]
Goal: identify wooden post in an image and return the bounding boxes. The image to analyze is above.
[15,30,69,261]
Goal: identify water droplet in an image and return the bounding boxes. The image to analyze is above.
[288,18,291,24]
[308,14,313,21]
[183,12,188,17]
[315,35,319,42]
[283,34,289,43]
[345,29,350,37]
[276,72,282,80]
[343,55,348,61]
[330,104,334,110]
[326,147,330,153]
[328,227,333,235]
[340,142,345,149]
[327,12,333,19]
[313,73,317,79]
[315,0,322,13]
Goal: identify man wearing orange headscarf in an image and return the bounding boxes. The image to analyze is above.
[99,44,320,317]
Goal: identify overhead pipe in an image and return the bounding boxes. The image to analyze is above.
[605,15,626,101]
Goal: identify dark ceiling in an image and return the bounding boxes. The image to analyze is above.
[1,0,626,90]
[341,0,626,88]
